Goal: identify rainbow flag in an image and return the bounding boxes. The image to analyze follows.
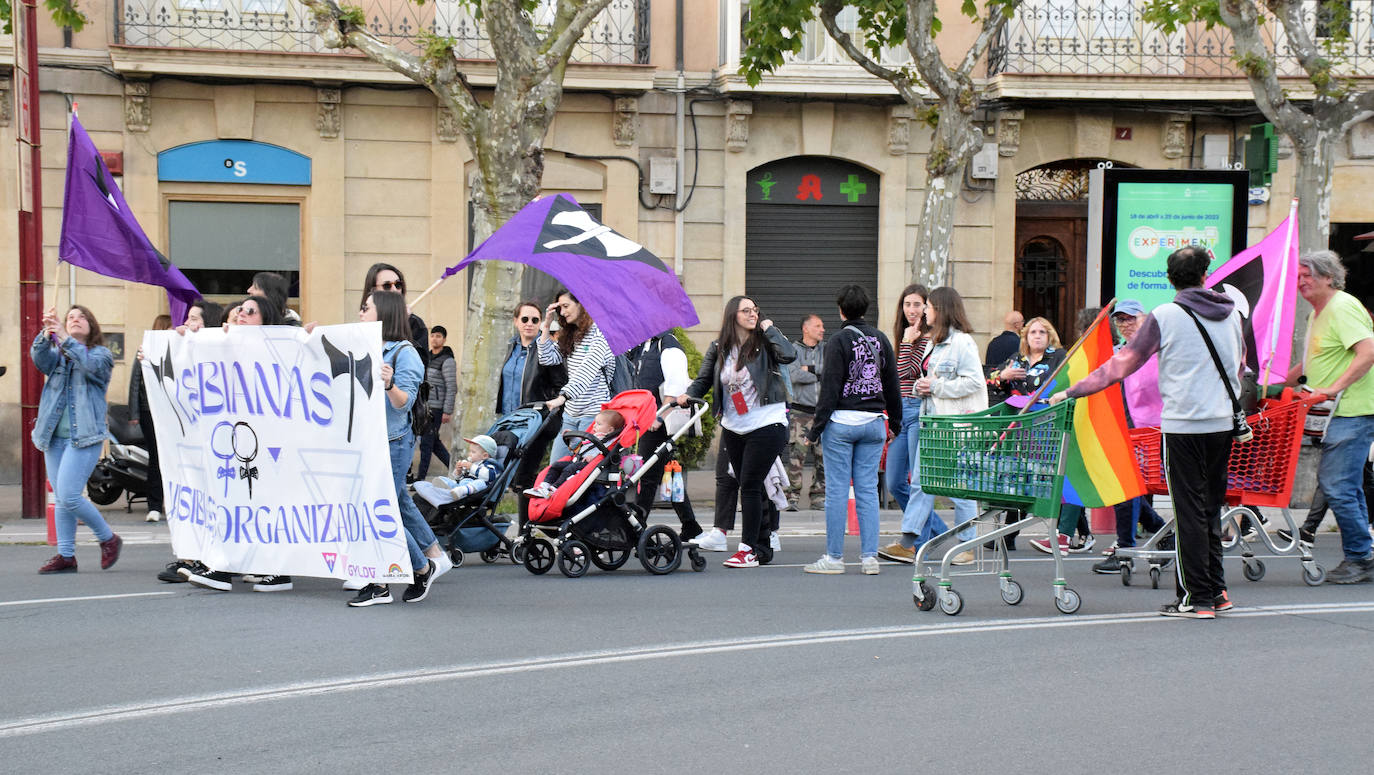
[1035,308,1146,508]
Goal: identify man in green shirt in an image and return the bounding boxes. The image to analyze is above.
[1291,250,1374,583]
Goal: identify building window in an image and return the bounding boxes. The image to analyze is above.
[168,200,301,298]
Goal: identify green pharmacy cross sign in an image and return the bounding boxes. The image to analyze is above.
[747,158,878,207]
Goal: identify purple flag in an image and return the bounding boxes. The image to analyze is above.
[59,116,200,324]
[444,194,698,353]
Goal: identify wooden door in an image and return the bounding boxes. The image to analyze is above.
[1015,200,1088,340]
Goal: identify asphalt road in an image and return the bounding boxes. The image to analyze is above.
[2,535,1372,773]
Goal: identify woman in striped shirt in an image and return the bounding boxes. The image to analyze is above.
[538,290,616,463]
[879,284,933,564]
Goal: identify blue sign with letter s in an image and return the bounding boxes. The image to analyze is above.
[158,140,311,186]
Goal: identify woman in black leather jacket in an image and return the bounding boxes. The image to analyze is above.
[676,296,795,568]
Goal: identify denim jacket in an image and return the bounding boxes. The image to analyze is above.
[31,333,114,451]
[384,340,424,442]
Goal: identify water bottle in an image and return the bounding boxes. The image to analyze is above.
[671,467,685,503]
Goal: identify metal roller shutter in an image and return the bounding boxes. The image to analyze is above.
[746,203,880,338]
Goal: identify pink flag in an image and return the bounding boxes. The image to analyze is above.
[1206,215,1298,385]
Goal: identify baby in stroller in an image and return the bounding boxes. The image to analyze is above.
[523,409,624,499]
[414,434,504,508]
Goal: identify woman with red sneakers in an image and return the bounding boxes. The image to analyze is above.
[31,305,122,574]
[676,296,796,568]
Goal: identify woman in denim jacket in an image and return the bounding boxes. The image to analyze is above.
[347,290,441,607]
[900,287,987,563]
[31,305,122,574]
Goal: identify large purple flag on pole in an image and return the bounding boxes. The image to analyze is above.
[59,116,200,324]
[1205,207,1299,386]
[444,194,698,353]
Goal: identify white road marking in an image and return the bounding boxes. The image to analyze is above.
[2,600,1372,738]
[0,591,175,608]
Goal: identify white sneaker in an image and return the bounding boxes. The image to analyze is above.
[804,555,845,575]
[861,556,880,575]
[145,510,162,523]
[342,579,367,591]
[770,533,782,552]
[690,527,729,552]
[432,552,454,582]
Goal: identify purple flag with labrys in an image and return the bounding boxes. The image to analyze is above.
[443,194,698,354]
[59,116,200,324]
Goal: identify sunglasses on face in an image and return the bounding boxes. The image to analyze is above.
[242,308,260,317]
[519,315,540,323]
[375,280,404,291]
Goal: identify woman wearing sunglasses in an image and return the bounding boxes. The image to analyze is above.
[500,300,568,517]
[361,263,430,366]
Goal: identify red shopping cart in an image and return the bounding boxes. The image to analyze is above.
[1118,388,1329,588]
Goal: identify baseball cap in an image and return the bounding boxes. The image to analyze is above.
[1113,300,1145,318]
[464,434,498,457]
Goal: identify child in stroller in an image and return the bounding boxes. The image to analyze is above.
[523,409,623,499]
[519,389,711,578]
[414,434,503,507]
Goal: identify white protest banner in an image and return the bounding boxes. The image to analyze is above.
[141,322,413,583]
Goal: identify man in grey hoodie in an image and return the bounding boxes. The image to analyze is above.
[1052,246,1243,619]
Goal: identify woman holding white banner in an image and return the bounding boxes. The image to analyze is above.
[347,290,441,607]
[31,304,123,575]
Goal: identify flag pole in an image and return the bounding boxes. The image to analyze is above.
[407,275,447,310]
[1018,299,1118,411]
[1260,198,1299,387]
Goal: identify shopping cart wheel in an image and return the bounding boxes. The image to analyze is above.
[1149,565,1162,589]
[523,538,555,575]
[638,525,683,575]
[689,547,707,572]
[590,547,631,571]
[1120,562,1133,587]
[999,579,1024,606]
[480,548,500,564]
[1055,588,1081,615]
[1242,559,1266,582]
[1302,563,1325,586]
[914,581,936,611]
[557,539,591,578]
[938,588,964,616]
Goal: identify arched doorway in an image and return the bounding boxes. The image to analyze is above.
[745,157,880,337]
[1015,159,1132,338]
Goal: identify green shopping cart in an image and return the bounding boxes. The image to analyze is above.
[913,399,1080,615]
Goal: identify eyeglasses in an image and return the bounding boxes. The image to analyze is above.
[519,315,540,323]
[1112,315,1137,324]
[241,308,260,317]
[375,280,404,292]
[738,307,760,315]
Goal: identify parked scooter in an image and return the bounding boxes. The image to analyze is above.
[87,404,153,511]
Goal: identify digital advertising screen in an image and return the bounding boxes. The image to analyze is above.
[1095,169,1248,312]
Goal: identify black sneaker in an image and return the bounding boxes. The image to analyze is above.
[1213,590,1233,612]
[1326,557,1374,584]
[1092,555,1125,575]
[177,560,208,580]
[1159,600,1215,619]
[402,561,437,603]
[1276,527,1317,544]
[347,584,392,607]
[186,568,234,591]
[679,520,703,542]
[252,575,293,592]
[158,561,192,583]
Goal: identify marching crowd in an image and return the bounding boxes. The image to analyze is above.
[27,247,1374,617]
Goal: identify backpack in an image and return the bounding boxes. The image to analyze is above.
[389,342,431,436]
[607,352,635,396]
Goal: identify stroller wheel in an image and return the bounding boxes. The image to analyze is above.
[511,541,526,565]
[523,538,555,575]
[590,547,631,571]
[480,547,500,564]
[689,547,707,572]
[449,548,465,568]
[558,540,591,578]
[637,525,683,575]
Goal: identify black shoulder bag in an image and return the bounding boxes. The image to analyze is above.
[1178,305,1252,443]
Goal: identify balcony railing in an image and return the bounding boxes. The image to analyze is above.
[989,1,1374,77]
[733,1,911,69]
[113,0,650,64]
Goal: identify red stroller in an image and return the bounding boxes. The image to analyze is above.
[519,389,710,577]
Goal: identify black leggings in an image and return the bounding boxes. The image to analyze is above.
[721,423,788,552]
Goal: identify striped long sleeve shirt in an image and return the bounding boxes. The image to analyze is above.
[537,323,614,418]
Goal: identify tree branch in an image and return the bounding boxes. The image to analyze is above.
[1272,0,1330,87]
[535,0,615,82]
[817,2,924,106]
[1219,0,1313,137]
[956,3,1013,78]
[482,0,540,66]
[906,0,962,99]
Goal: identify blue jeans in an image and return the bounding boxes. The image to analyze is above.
[548,412,594,465]
[391,432,438,573]
[899,403,976,547]
[885,397,923,511]
[821,418,886,559]
[44,437,114,558]
[1318,415,1374,560]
